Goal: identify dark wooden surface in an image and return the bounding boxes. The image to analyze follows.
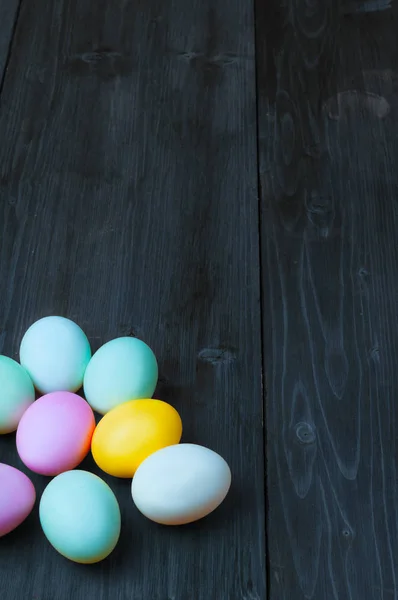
[0,0,265,599]
[0,0,19,82]
[2,0,398,598]
[256,0,398,599]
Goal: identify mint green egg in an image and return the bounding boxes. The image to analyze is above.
[39,470,121,564]
[0,355,35,434]
[83,337,158,414]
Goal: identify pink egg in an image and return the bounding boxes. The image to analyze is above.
[0,463,36,537]
[16,391,96,476]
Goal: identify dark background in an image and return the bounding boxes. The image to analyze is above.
[1,0,397,598]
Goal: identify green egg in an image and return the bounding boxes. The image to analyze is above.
[0,355,35,434]
[39,470,121,564]
[83,337,158,414]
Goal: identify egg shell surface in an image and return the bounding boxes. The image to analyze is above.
[16,391,95,476]
[19,316,92,393]
[131,443,232,525]
[0,463,36,537]
[0,356,35,434]
[83,336,158,414]
[39,470,121,564]
[91,399,182,477]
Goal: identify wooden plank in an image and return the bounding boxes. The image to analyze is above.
[0,0,20,82]
[0,0,266,598]
[257,1,398,598]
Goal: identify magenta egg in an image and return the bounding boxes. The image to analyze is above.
[0,463,36,537]
[16,391,96,476]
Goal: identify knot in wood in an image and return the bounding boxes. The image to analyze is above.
[295,422,316,444]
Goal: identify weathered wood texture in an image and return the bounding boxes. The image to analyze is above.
[0,0,266,598]
[0,0,19,82]
[257,0,398,598]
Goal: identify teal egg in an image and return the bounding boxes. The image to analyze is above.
[39,470,121,564]
[0,355,35,434]
[83,337,158,414]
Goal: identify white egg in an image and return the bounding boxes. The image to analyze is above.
[20,316,92,394]
[131,443,231,525]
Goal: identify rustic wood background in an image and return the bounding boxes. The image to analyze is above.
[1,0,397,598]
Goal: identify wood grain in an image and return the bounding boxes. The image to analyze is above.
[0,0,20,82]
[0,0,266,598]
[257,1,398,598]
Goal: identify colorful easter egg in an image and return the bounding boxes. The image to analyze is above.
[91,399,182,477]
[20,316,91,393]
[0,356,35,434]
[16,391,95,476]
[131,444,231,525]
[39,470,121,563]
[83,337,158,414]
[0,463,36,536]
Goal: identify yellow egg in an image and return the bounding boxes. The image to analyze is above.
[91,399,182,478]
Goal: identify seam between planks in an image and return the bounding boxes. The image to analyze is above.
[0,0,24,97]
[253,0,270,596]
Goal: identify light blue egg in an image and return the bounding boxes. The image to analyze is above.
[39,470,121,564]
[0,355,35,434]
[83,337,158,414]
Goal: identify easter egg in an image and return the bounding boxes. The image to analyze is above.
[91,399,182,477]
[131,444,231,525]
[20,316,92,393]
[0,463,36,536]
[16,391,95,476]
[83,337,158,414]
[39,470,121,563]
[0,356,35,434]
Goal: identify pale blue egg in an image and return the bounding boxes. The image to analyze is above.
[83,336,158,414]
[39,470,121,564]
